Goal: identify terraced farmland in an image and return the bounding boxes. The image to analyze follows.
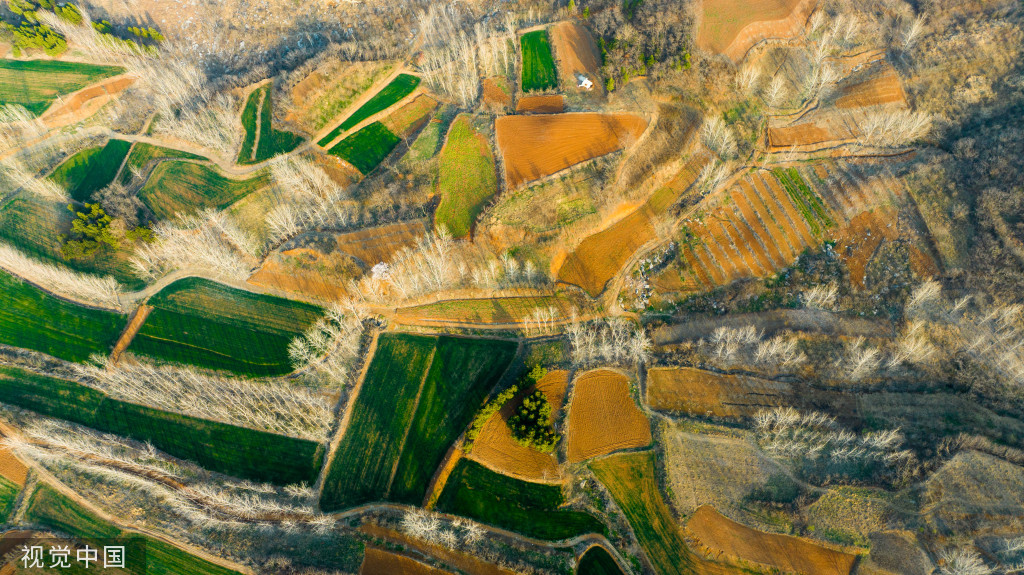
[139,161,271,219]
[317,73,420,147]
[0,59,124,115]
[319,334,517,511]
[237,82,304,164]
[395,295,576,326]
[327,121,401,174]
[434,115,498,238]
[128,277,322,377]
[49,138,132,202]
[118,142,205,186]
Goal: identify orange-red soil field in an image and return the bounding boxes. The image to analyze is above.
[688,506,858,575]
[516,95,565,114]
[647,367,792,418]
[248,248,354,302]
[468,370,569,482]
[481,77,512,109]
[566,369,651,463]
[0,445,28,486]
[836,64,907,109]
[698,0,817,62]
[382,94,439,135]
[496,113,646,188]
[359,524,517,575]
[550,22,602,90]
[41,75,136,129]
[336,220,427,266]
[767,122,842,149]
[361,546,453,575]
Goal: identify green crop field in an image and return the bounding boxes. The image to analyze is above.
[118,142,205,186]
[0,59,124,115]
[437,459,606,540]
[317,73,420,146]
[0,191,144,287]
[402,105,456,165]
[578,546,625,575]
[138,160,271,219]
[0,270,124,363]
[49,138,132,202]
[520,31,558,92]
[0,365,323,484]
[590,451,700,575]
[327,122,400,174]
[25,483,244,574]
[774,168,834,235]
[0,476,18,523]
[319,334,516,511]
[129,277,322,377]
[238,83,304,165]
[434,115,498,238]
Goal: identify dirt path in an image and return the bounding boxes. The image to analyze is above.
[311,66,419,150]
[109,304,152,364]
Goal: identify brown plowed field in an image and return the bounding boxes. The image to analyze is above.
[469,370,569,482]
[394,295,575,326]
[550,22,602,90]
[698,0,817,62]
[248,248,353,301]
[382,94,439,135]
[767,122,838,148]
[481,77,512,109]
[359,524,517,575]
[336,220,427,265]
[566,369,651,463]
[836,65,906,109]
[647,367,792,417]
[516,95,565,114]
[40,75,136,129]
[496,113,646,188]
[110,304,153,364]
[688,506,858,575]
[361,546,453,575]
[0,445,27,486]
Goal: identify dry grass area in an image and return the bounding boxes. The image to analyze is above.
[866,532,933,575]
[359,524,517,575]
[382,94,439,136]
[0,445,28,486]
[335,220,427,266]
[550,21,602,91]
[647,367,792,417]
[835,64,907,109]
[394,295,578,326]
[286,59,395,132]
[688,505,858,575]
[496,113,646,188]
[807,487,893,546]
[921,450,1024,535]
[566,369,650,463]
[697,0,815,62]
[468,370,569,482]
[248,248,357,302]
[360,546,453,575]
[40,75,136,129]
[516,95,565,114]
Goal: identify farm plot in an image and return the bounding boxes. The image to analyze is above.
[40,75,135,128]
[128,277,322,377]
[0,270,124,363]
[381,94,438,136]
[835,63,907,109]
[139,160,270,220]
[327,121,401,174]
[578,546,625,575]
[336,220,427,265]
[496,113,646,188]
[0,365,324,484]
[360,523,520,575]
[434,115,498,238]
[647,367,792,418]
[437,459,606,540]
[0,475,17,523]
[566,370,650,463]
[287,59,394,133]
[520,30,558,92]
[237,82,304,164]
[49,138,132,202]
[395,295,576,326]
[481,77,512,110]
[921,449,1024,535]
[516,94,564,114]
[688,505,857,575]
[403,106,457,164]
[697,0,816,62]
[550,22,602,92]
[468,369,569,482]
[0,445,28,487]
[118,142,205,186]
[320,335,516,511]
[360,547,452,575]
[317,73,420,147]
[0,59,123,115]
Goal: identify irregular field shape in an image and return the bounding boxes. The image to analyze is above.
[566,369,651,463]
[434,116,498,238]
[335,220,427,266]
[381,93,438,135]
[40,75,135,128]
[0,59,124,115]
[49,138,132,202]
[328,121,401,174]
[139,160,270,219]
[119,142,205,186]
[577,545,625,575]
[318,73,420,146]
[481,77,512,108]
[360,546,453,575]
[496,113,646,188]
[360,523,519,575]
[647,367,792,417]
[697,0,816,62]
[520,30,558,92]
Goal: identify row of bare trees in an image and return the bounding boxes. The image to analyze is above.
[566,317,652,368]
[131,209,255,281]
[0,242,124,309]
[401,509,484,549]
[267,156,356,245]
[288,302,366,385]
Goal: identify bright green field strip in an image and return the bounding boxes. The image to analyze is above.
[437,459,606,540]
[0,191,144,287]
[319,333,438,511]
[403,105,456,164]
[237,85,263,163]
[138,160,270,219]
[25,484,243,574]
[0,365,323,484]
[327,122,400,174]
[388,336,517,504]
[0,476,19,523]
[520,30,558,92]
[773,168,833,235]
[130,277,322,377]
[434,115,498,238]
[317,73,420,146]
[119,142,205,185]
[50,138,132,202]
[578,546,625,575]
[0,270,124,363]
[238,84,304,165]
[0,59,124,115]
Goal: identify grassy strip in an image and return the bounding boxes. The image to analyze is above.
[49,139,132,202]
[129,277,322,377]
[520,31,558,92]
[434,115,498,238]
[0,476,18,523]
[437,459,606,540]
[238,83,305,165]
[773,168,833,235]
[138,160,270,220]
[25,483,244,574]
[237,85,262,163]
[0,269,124,363]
[317,74,420,146]
[118,143,205,186]
[578,546,625,575]
[327,122,400,175]
[0,59,124,115]
[0,365,323,484]
[403,105,457,164]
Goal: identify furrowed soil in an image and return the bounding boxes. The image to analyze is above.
[550,21,602,91]
[647,367,792,417]
[835,64,907,109]
[566,369,651,463]
[516,95,564,114]
[360,546,453,575]
[496,113,646,188]
[688,505,858,575]
[336,221,427,265]
[0,446,27,486]
[40,75,135,129]
[698,0,817,62]
[359,524,517,575]
[481,77,512,110]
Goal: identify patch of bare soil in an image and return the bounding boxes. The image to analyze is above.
[550,21,602,91]
[40,75,136,129]
[481,77,512,110]
[516,95,565,114]
[0,445,28,486]
[360,546,453,575]
[566,369,651,463]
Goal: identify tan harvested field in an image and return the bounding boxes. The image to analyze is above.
[481,77,512,109]
[922,450,1024,534]
[550,22,602,90]
[361,546,453,575]
[469,370,569,482]
[496,113,646,188]
[566,369,651,463]
[335,220,427,265]
[359,524,517,575]
[647,367,792,417]
[516,94,564,114]
[40,75,136,129]
[286,59,395,132]
[382,94,439,136]
[0,445,28,486]
[688,505,858,575]
[698,0,817,62]
[836,64,907,109]
[395,295,577,326]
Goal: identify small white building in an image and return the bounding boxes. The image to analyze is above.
[576,73,594,90]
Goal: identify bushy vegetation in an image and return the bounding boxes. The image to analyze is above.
[509,389,560,452]
[587,0,692,86]
[2,0,68,56]
[317,73,420,146]
[465,384,519,449]
[0,59,123,115]
[59,202,150,260]
[49,139,132,202]
[520,30,558,91]
[326,121,400,174]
